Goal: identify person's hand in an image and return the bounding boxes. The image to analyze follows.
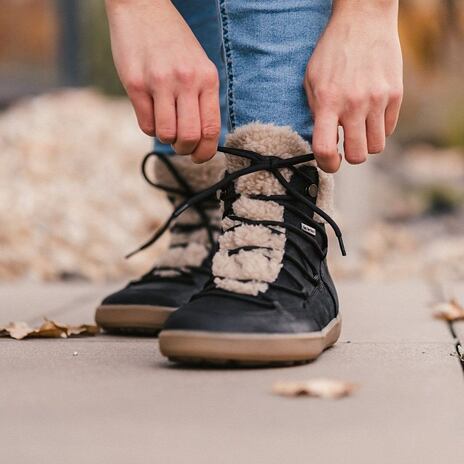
[305,0,403,173]
[105,0,220,162]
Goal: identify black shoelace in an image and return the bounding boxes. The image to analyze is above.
[128,147,345,303]
[128,151,219,285]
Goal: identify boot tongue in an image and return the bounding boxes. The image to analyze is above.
[151,154,224,271]
[212,125,318,296]
[224,122,311,174]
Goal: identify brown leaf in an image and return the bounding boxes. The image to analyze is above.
[29,320,67,338]
[0,322,35,340]
[433,298,464,321]
[65,324,100,336]
[0,319,100,340]
[272,378,357,399]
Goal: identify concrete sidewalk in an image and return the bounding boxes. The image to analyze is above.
[1,279,463,464]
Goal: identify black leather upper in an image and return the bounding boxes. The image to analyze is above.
[163,162,340,335]
[101,263,212,308]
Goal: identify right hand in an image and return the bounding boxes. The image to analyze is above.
[105,0,221,162]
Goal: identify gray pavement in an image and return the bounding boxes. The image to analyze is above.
[1,279,463,464]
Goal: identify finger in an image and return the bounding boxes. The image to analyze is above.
[153,91,177,144]
[385,90,403,136]
[130,92,155,136]
[341,115,368,164]
[366,109,386,154]
[173,93,201,155]
[191,87,221,163]
[312,112,341,173]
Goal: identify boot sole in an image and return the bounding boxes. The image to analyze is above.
[159,315,341,366]
[95,304,176,335]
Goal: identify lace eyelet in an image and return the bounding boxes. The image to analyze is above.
[307,184,318,198]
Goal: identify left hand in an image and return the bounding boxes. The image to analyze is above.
[305,0,403,173]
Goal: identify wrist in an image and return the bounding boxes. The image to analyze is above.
[105,0,171,10]
[332,0,398,19]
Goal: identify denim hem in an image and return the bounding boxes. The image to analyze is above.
[218,0,236,131]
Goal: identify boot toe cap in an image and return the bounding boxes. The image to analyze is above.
[101,283,187,308]
[163,295,324,335]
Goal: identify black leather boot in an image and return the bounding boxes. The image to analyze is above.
[159,123,345,365]
[95,152,224,334]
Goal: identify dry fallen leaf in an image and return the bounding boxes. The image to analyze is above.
[0,322,34,340]
[0,319,100,340]
[272,378,357,399]
[50,320,100,337]
[433,298,464,321]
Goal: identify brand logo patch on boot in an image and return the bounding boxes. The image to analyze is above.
[301,223,316,236]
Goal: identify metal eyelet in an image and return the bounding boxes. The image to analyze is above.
[307,184,318,198]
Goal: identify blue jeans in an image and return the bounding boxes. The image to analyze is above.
[155,0,332,154]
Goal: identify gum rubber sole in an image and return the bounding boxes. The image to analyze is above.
[95,304,176,335]
[159,316,342,366]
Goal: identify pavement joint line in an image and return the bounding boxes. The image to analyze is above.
[448,322,464,375]
[425,279,464,377]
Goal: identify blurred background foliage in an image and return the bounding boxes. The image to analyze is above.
[398,0,464,148]
[80,1,124,95]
